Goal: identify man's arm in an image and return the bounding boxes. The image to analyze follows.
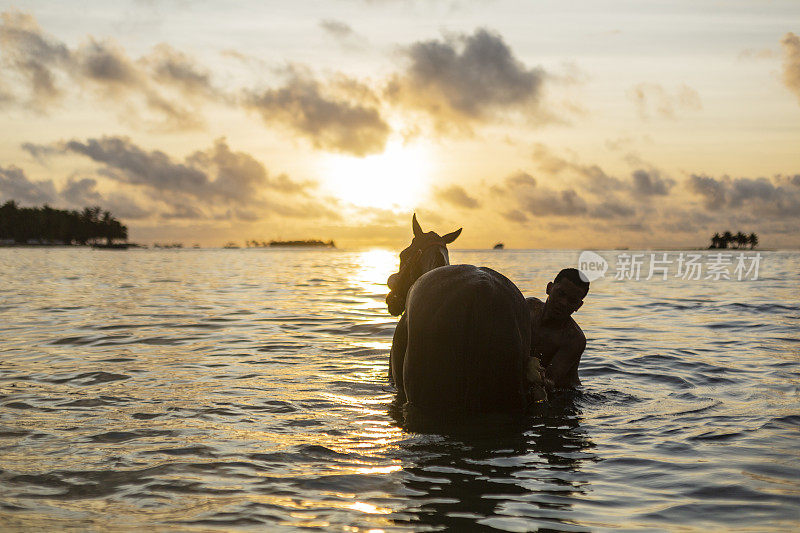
[545,333,586,388]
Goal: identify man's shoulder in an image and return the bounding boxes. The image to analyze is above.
[568,318,586,348]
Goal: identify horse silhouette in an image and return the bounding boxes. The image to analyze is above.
[386,215,532,415]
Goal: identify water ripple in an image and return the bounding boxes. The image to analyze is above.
[0,248,798,530]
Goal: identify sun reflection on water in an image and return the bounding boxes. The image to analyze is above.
[348,501,393,514]
[352,249,396,292]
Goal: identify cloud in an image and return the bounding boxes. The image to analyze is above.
[0,165,56,204]
[319,19,366,51]
[0,81,13,106]
[24,136,338,221]
[320,19,355,39]
[245,70,389,156]
[147,44,216,98]
[100,193,150,219]
[0,163,154,218]
[686,174,731,209]
[78,38,138,86]
[74,38,206,130]
[530,144,675,199]
[21,142,61,163]
[61,136,311,204]
[0,11,70,110]
[489,161,677,222]
[589,199,636,219]
[59,176,150,219]
[530,144,571,174]
[64,137,209,192]
[781,32,800,103]
[502,209,528,223]
[628,83,702,119]
[506,171,537,188]
[435,185,480,208]
[631,169,674,196]
[493,171,587,217]
[0,10,216,129]
[160,202,203,220]
[3,11,388,146]
[531,143,625,193]
[521,188,587,216]
[686,173,800,217]
[387,28,546,130]
[61,177,102,205]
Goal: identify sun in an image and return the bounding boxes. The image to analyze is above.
[319,139,433,210]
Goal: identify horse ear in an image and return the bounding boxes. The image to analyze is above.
[442,228,462,244]
[412,213,423,238]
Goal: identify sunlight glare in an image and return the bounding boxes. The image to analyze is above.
[320,140,432,210]
[357,249,397,284]
[348,501,393,514]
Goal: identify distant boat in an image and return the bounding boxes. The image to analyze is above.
[269,239,335,248]
[223,242,240,249]
[493,243,505,249]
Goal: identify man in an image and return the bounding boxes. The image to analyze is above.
[527,268,589,389]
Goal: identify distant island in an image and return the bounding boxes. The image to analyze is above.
[493,243,504,249]
[709,231,758,249]
[244,239,336,248]
[0,201,127,246]
[269,239,335,248]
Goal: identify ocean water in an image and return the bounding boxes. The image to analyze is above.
[1,248,798,531]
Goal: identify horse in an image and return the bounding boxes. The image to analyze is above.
[386,214,532,415]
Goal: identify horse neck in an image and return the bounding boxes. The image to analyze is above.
[416,244,449,279]
[386,242,449,317]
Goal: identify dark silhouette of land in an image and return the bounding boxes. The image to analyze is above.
[258,239,336,248]
[709,231,758,249]
[0,201,127,246]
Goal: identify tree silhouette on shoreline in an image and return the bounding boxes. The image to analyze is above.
[709,230,758,249]
[0,201,127,245]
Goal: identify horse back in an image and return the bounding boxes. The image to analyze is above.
[402,264,530,413]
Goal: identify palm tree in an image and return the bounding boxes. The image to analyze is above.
[0,200,18,242]
[748,233,758,249]
[721,231,733,249]
[735,232,747,249]
[0,202,127,245]
[710,232,722,249]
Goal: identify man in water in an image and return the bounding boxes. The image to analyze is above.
[527,268,589,389]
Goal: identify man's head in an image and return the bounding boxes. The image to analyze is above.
[545,268,589,320]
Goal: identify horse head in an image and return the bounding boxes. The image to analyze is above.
[386,214,462,316]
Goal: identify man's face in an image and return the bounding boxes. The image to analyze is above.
[546,278,586,319]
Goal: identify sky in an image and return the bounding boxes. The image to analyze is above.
[1,0,799,249]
